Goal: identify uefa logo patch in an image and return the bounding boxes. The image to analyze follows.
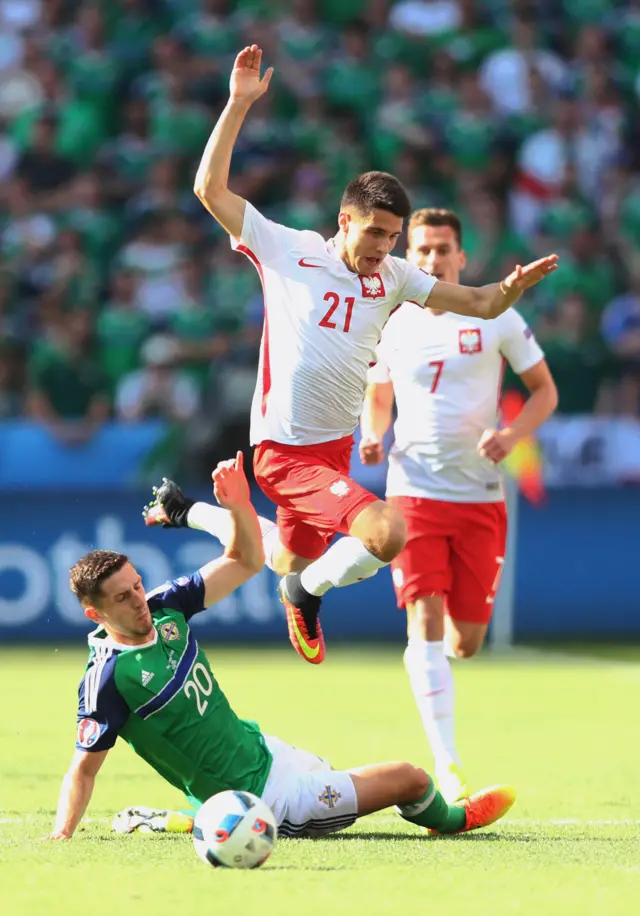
[359,273,385,299]
[459,328,482,354]
[77,718,100,748]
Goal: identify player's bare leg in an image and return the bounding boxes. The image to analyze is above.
[347,500,407,561]
[112,765,515,837]
[280,501,406,664]
[348,762,515,835]
[445,617,488,659]
[270,543,314,576]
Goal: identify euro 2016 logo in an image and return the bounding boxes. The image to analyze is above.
[77,717,100,749]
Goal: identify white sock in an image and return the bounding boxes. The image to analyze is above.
[186,502,280,571]
[403,639,459,776]
[299,536,388,597]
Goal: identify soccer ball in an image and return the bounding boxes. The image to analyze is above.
[193,790,277,869]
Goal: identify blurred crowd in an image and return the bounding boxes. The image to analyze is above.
[1,0,640,474]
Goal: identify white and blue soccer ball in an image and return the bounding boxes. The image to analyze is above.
[193,790,278,869]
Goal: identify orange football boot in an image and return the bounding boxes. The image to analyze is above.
[427,785,516,836]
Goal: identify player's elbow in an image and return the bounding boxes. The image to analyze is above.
[529,377,559,417]
[243,553,265,577]
[234,547,266,579]
[478,286,502,320]
[193,173,224,207]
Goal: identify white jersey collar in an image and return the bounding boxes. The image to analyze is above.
[87,624,158,652]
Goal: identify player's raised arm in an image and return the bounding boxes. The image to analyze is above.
[193,45,273,238]
[144,454,265,608]
[47,748,108,840]
[427,255,559,320]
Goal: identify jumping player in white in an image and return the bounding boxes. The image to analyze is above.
[192,44,559,665]
[360,208,558,802]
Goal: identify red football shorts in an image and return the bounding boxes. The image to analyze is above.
[388,496,508,624]
[253,436,379,560]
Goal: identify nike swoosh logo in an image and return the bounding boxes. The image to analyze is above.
[289,609,320,659]
[298,258,323,269]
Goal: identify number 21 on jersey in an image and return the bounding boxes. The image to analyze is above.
[318,292,355,333]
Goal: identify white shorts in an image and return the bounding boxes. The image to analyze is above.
[261,734,358,838]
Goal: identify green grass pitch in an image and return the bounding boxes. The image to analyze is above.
[1,644,639,916]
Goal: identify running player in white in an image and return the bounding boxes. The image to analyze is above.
[360,208,558,802]
[193,44,558,666]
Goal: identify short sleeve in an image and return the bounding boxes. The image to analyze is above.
[367,349,391,384]
[76,654,129,753]
[400,263,438,308]
[146,571,206,621]
[232,201,304,267]
[499,309,545,375]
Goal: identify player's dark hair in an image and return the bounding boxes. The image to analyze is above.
[69,549,130,606]
[409,208,463,248]
[341,171,411,219]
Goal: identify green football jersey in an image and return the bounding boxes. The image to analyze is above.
[76,573,272,806]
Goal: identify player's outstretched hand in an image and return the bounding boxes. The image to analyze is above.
[212,451,251,510]
[359,435,386,466]
[478,428,518,464]
[142,478,195,528]
[40,832,71,841]
[502,254,559,294]
[230,45,273,106]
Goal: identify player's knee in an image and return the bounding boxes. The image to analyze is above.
[397,764,430,803]
[448,629,484,659]
[271,545,312,576]
[455,642,479,659]
[357,503,406,562]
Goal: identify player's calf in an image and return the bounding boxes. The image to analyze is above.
[445,619,488,658]
[348,761,515,835]
[270,543,314,576]
[349,761,430,815]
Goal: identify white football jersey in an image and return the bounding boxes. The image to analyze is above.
[369,306,544,502]
[233,203,437,446]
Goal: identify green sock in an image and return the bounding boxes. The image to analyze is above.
[396,776,466,834]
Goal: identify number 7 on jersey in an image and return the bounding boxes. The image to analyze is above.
[429,360,444,393]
